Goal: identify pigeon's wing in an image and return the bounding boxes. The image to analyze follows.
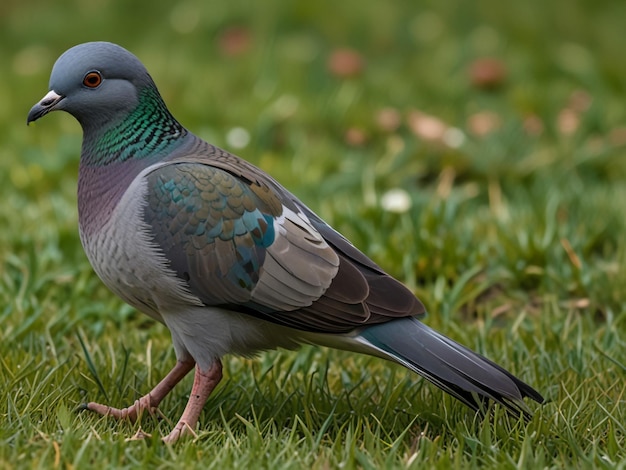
[200,147,426,329]
[144,161,338,308]
[144,154,424,333]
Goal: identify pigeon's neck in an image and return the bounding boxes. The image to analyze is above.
[77,86,192,236]
[81,86,188,167]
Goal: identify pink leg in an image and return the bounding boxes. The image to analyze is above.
[83,358,195,422]
[162,360,223,443]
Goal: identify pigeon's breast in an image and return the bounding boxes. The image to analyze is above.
[78,164,203,320]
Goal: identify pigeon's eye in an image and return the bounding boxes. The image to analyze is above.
[83,71,103,88]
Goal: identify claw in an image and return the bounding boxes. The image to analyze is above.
[75,403,91,413]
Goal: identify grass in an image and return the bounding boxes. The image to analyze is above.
[1,0,625,468]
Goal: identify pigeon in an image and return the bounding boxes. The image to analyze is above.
[28,42,543,442]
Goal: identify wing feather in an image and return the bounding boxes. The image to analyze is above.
[144,162,339,312]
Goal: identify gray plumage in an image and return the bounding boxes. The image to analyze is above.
[28,42,543,442]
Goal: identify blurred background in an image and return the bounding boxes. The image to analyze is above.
[3,0,625,313]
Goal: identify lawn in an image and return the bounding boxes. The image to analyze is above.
[1,0,625,468]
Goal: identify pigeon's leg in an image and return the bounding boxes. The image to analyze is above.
[83,358,195,422]
[162,360,223,443]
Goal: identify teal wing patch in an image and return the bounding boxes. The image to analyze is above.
[144,163,281,304]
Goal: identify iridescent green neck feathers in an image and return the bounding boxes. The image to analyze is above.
[83,87,187,166]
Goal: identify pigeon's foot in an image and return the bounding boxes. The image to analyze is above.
[81,358,195,423]
[84,394,160,422]
[162,361,223,443]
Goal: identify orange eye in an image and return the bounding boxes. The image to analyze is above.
[83,71,102,88]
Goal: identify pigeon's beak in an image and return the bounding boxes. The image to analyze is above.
[27,90,64,125]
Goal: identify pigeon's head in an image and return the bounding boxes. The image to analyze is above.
[28,42,155,128]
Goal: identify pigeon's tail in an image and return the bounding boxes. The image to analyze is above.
[356,317,544,417]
